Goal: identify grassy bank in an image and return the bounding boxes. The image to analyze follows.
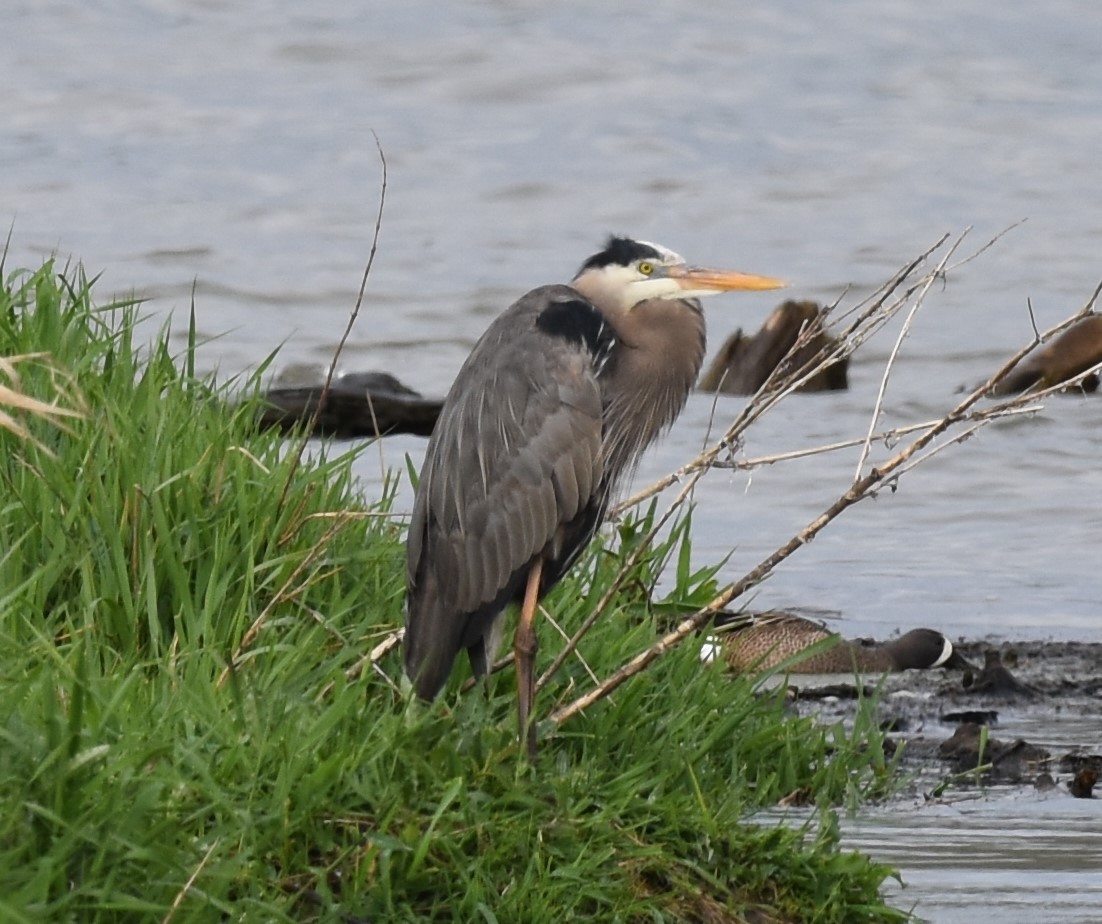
[0,260,908,922]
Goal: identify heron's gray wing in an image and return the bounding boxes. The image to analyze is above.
[405,285,606,698]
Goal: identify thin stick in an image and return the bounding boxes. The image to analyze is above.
[162,838,220,924]
[225,139,388,687]
[275,134,388,515]
[542,605,602,689]
[536,461,706,692]
[854,229,969,481]
[541,234,970,690]
[614,224,1027,517]
[318,628,404,701]
[548,277,1102,727]
[217,515,353,688]
[612,234,954,516]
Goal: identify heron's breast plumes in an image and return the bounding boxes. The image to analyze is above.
[597,297,706,490]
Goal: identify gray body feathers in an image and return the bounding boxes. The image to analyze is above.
[404,280,706,699]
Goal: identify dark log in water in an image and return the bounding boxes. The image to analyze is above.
[257,371,443,438]
[990,315,1102,395]
[697,299,849,395]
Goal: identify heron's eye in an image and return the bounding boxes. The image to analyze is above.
[638,261,654,276]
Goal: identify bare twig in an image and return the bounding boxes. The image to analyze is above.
[854,229,970,481]
[319,627,404,701]
[612,232,961,516]
[539,233,972,694]
[162,838,220,924]
[542,605,602,689]
[276,134,388,515]
[224,138,389,686]
[943,220,1026,274]
[536,458,706,692]
[547,262,1102,728]
[217,514,357,688]
[613,225,1034,520]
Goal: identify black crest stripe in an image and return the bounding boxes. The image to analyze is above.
[577,236,664,273]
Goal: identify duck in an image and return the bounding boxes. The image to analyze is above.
[700,610,971,674]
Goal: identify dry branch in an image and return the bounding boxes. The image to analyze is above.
[547,236,1101,728]
[853,230,968,480]
[276,134,388,516]
[537,232,973,696]
[225,136,388,685]
[538,231,970,694]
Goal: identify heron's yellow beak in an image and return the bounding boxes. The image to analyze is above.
[669,265,786,292]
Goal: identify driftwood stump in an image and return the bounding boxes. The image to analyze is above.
[257,371,443,438]
[989,315,1102,395]
[697,300,848,395]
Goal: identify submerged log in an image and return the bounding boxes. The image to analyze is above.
[937,721,1051,780]
[697,299,848,395]
[257,371,443,438]
[989,315,1102,395]
[962,649,1038,698]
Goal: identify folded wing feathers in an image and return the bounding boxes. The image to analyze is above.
[412,319,603,619]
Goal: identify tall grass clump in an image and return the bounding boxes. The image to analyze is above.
[0,259,907,922]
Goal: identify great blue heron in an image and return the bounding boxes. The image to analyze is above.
[404,236,784,756]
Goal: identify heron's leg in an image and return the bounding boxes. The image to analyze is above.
[515,559,543,759]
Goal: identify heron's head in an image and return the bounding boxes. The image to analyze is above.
[572,236,784,313]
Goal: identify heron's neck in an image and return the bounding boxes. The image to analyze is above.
[587,294,707,486]
[608,297,706,391]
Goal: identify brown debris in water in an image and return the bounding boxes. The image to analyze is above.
[936,722,1051,779]
[962,649,1038,698]
[698,300,848,395]
[1068,767,1098,799]
[257,370,443,438]
[988,314,1102,396]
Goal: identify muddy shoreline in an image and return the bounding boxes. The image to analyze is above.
[788,639,1102,798]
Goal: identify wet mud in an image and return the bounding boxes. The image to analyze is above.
[786,639,1102,799]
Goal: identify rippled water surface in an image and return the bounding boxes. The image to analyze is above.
[5,1,1102,918]
[844,786,1102,924]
